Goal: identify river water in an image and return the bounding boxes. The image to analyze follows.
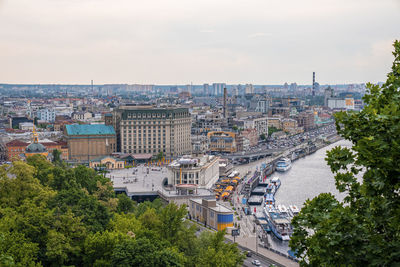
[235,139,353,254]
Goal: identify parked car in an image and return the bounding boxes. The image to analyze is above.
[252,259,261,266]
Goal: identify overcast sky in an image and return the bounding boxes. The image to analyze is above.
[0,0,399,85]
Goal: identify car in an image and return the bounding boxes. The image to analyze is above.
[246,251,252,257]
[252,259,261,266]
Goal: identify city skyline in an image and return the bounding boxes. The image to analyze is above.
[0,0,399,84]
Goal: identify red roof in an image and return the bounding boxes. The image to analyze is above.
[6,140,29,147]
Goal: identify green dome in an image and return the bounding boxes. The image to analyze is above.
[25,143,47,153]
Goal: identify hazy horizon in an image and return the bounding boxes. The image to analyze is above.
[1,0,399,85]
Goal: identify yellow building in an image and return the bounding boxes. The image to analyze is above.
[207,131,236,153]
[25,127,49,158]
[90,156,125,170]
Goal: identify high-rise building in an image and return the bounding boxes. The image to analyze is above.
[111,105,192,157]
[245,84,254,94]
[203,83,209,96]
[212,83,226,96]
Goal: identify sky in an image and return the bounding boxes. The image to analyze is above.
[0,0,399,85]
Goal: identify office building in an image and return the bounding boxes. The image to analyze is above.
[111,105,192,158]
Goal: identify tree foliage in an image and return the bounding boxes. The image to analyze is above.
[0,156,244,266]
[290,40,400,266]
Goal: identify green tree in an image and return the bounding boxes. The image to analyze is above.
[156,151,164,161]
[268,126,279,136]
[51,149,62,165]
[196,231,245,267]
[116,193,135,214]
[0,232,40,267]
[158,203,187,243]
[290,40,400,266]
[260,133,266,140]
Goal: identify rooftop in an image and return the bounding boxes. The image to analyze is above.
[65,124,115,136]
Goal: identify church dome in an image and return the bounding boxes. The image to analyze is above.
[25,142,47,153]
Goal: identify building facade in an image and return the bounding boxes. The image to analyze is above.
[90,156,125,170]
[168,155,219,188]
[65,124,116,162]
[37,109,56,122]
[189,199,234,231]
[6,140,29,161]
[207,131,236,153]
[111,105,192,158]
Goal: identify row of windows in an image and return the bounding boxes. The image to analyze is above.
[126,113,189,119]
[123,149,166,154]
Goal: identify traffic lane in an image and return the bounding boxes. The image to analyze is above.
[242,253,278,267]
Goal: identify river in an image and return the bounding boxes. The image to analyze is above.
[234,139,353,255]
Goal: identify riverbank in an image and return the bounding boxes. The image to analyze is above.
[235,134,343,177]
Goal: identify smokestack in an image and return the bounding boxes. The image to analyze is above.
[312,72,316,96]
[223,87,228,119]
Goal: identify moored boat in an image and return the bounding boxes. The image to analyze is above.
[276,157,292,172]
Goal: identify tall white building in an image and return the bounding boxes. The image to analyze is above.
[212,83,226,96]
[37,109,56,122]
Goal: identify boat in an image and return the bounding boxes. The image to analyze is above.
[265,183,276,195]
[288,205,300,217]
[276,157,292,172]
[277,204,290,218]
[264,206,293,241]
[264,193,275,206]
[270,176,281,190]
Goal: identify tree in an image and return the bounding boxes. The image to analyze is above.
[196,231,245,267]
[290,40,400,266]
[52,149,62,165]
[156,152,164,161]
[260,133,266,140]
[116,193,135,214]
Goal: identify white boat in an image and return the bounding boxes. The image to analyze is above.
[277,204,290,218]
[289,205,300,217]
[276,157,292,172]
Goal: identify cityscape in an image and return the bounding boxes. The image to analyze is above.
[0,0,399,266]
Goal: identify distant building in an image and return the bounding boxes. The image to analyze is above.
[37,109,56,122]
[297,111,315,131]
[168,155,219,188]
[212,83,226,96]
[65,124,116,162]
[90,156,125,170]
[189,199,234,231]
[25,128,48,159]
[327,98,354,110]
[110,105,192,157]
[72,111,93,121]
[239,128,258,147]
[6,140,29,161]
[19,122,35,131]
[256,98,270,114]
[203,83,209,96]
[282,118,300,134]
[207,131,236,153]
[267,117,283,130]
[9,117,33,129]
